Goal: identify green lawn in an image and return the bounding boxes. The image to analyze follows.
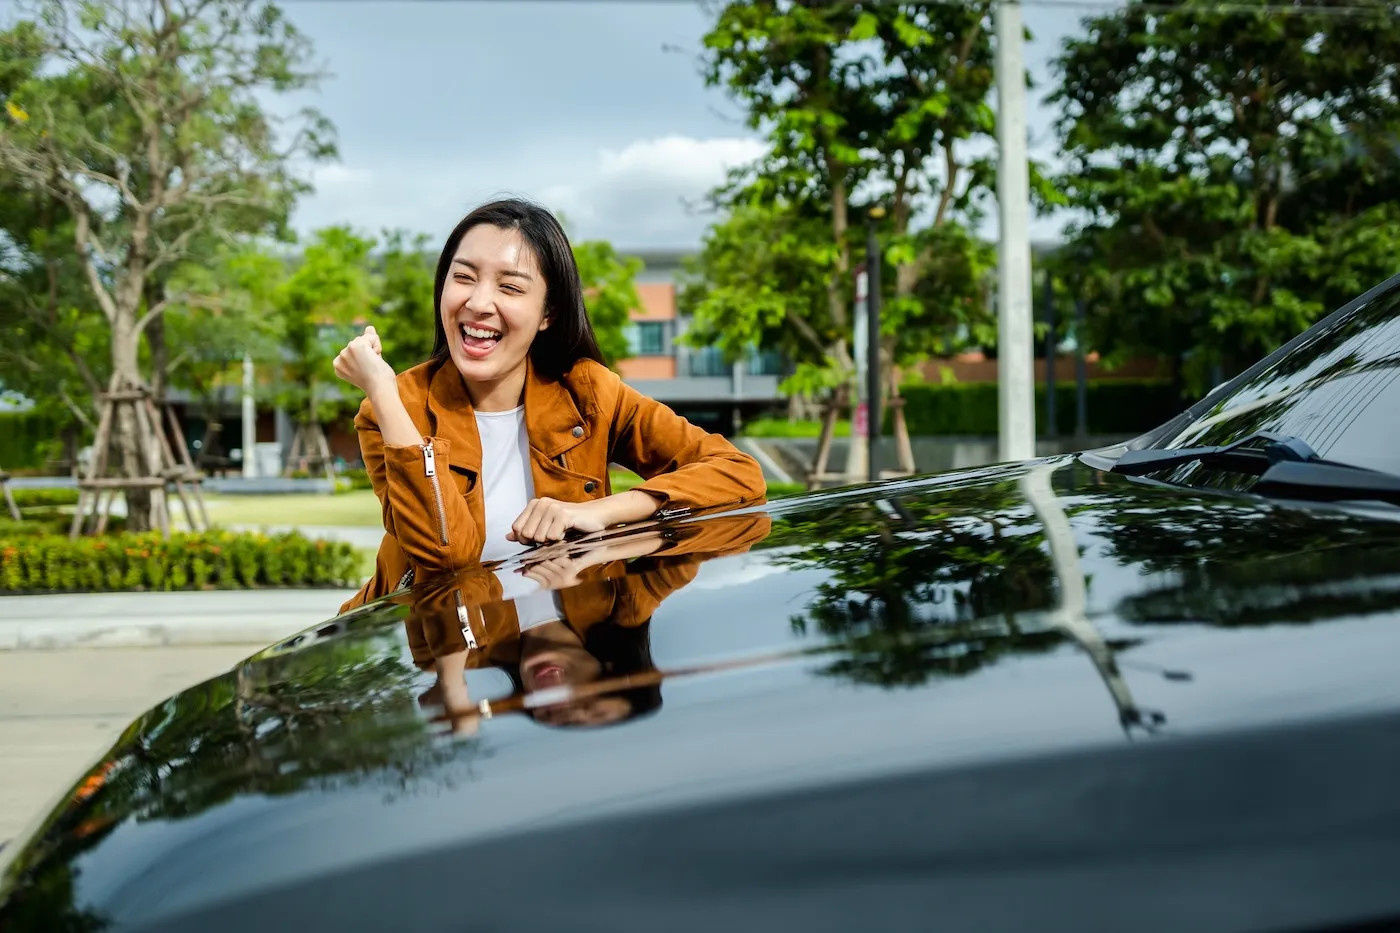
[204,490,383,527]
[204,469,800,531]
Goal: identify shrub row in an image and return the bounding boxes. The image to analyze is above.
[742,379,1184,438]
[0,412,64,470]
[893,379,1183,437]
[8,487,81,509]
[0,528,360,594]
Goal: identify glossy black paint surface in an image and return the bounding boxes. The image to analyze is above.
[4,457,1400,931]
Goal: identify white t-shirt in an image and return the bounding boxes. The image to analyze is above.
[474,406,563,631]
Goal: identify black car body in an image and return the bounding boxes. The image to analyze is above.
[4,273,1400,932]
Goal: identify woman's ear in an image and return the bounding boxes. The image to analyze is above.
[538,313,551,332]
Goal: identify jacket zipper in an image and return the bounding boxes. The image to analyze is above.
[454,589,478,650]
[421,439,449,547]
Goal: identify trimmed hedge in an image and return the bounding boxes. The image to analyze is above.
[891,379,1183,437]
[0,508,125,538]
[742,417,853,439]
[0,528,360,594]
[9,487,81,509]
[742,381,1183,439]
[0,412,64,470]
[338,468,373,492]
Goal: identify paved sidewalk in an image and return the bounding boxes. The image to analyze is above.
[0,589,357,650]
[0,644,261,843]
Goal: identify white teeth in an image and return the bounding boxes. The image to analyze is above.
[461,324,501,340]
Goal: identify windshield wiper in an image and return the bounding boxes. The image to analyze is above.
[1111,430,1400,506]
[1110,431,1323,477]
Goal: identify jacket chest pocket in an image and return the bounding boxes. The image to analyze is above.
[449,464,478,497]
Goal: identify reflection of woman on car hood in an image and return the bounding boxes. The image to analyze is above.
[405,511,772,730]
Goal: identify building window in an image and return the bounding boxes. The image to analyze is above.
[686,346,729,377]
[627,321,669,356]
[747,349,785,376]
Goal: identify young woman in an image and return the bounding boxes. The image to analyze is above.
[333,198,766,611]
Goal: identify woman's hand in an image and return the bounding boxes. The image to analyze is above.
[507,497,609,546]
[333,325,397,397]
[519,530,666,591]
[507,490,664,546]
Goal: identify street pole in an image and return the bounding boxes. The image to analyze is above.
[848,264,869,484]
[866,208,884,483]
[994,0,1036,462]
[1074,297,1089,442]
[1043,268,1057,440]
[242,353,257,479]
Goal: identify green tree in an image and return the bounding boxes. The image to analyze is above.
[272,226,378,475]
[0,187,108,455]
[374,229,437,373]
[700,0,868,399]
[851,3,1007,387]
[573,239,641,370]
[1052,0,1400,396]
[161,241,289,464]
[0,0,334,528]
[679,194,839,403]
[695,1,1017,464]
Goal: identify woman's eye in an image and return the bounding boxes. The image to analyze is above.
[454,274,473,284]
[500,285,521,295]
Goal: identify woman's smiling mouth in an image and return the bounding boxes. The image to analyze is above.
[460,323,502,358]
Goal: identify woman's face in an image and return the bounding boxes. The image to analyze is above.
[519,622,632,727]
[439,224,549,390]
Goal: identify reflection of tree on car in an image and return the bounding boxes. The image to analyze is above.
[406,511,772,733]
[765,477,1061,688]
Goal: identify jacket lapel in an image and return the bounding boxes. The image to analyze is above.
[425,360,483,477]
[523,358,593,460]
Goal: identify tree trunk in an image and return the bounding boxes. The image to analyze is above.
[809,386,846,490]
[112,311,156,532]
[889,365,916,475]
[147,280,168,400]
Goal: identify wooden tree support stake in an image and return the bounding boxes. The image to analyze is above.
[0,470,19,521]
[70,379,211,539]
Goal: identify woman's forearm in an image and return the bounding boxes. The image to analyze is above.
[595,489,664,526]
[367,383,422,448]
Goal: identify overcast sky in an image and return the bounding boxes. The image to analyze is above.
[269,1,1098,251]
[0,0,1097,250]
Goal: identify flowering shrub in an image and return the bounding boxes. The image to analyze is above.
[0,529,359,593]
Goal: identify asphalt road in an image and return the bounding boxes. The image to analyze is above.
[0,645,262,843]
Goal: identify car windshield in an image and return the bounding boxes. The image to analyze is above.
[1146,277,1400,486]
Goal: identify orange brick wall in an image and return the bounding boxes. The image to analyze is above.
[634,283,676,320]
[918,353,1168,384]
[618,356,677,380]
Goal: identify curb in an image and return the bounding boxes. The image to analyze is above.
[0,589,357,651]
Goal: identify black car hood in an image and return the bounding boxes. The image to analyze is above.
[6,455,1400,931]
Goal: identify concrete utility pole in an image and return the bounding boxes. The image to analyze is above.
[866,208,884,483]
[242,353,258,478]
[994,0,1036,462]
[848,264,870,484]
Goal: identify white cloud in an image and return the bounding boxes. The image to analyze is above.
[597,136,766,187]
[310,164,374,190]
[540,135,767,247]
[292,135,768,251]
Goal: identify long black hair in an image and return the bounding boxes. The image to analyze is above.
[430,197,605,380]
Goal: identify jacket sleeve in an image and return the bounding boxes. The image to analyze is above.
[607,376,767,514]
[356,398,483,574]
[612,513,774,626]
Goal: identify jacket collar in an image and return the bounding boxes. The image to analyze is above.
[424,356,593,467]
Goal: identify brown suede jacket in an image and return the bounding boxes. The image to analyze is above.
[340,356,766,612]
